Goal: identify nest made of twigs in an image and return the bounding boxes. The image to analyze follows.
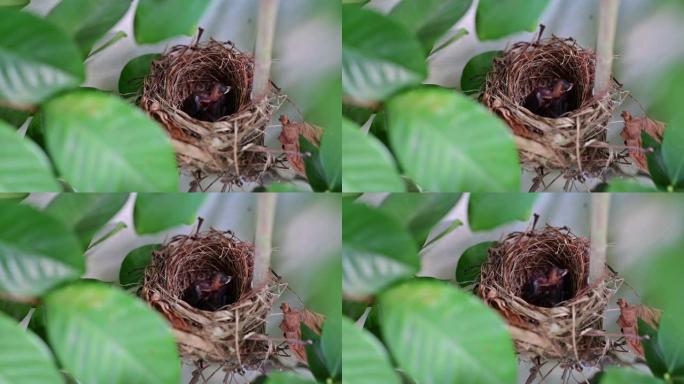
[140,39,285,186]
[140,229,285,372]
[477,224,622,367]
[482,36,627,186]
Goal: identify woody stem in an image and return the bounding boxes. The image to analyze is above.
[594,0,619,95]
[589,194,611,284]
[251,0,279,100]
[252,194,278,288]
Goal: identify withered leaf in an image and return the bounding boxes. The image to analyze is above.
[620,111,666,172]
[278,115,323,176]
[616,298,662,357]
[279,303,325,362]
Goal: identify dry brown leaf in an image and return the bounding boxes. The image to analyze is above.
[279,303,325,362]
[278,115,324,176]
[617,299,662,357]
[620,111,666,171]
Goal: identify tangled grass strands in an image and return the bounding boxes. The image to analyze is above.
[140,39,286,187]
[477,224,622,368]
[482,36,629,189]
[140,229,286,372]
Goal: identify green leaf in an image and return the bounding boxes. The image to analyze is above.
[321,315,341,380]
[119,244,159,288]
[261,183,308,192]
[604,179,658,192]
[261,372,316,384]
[643,132,671,190]
[0,9,84,105]
[45,193,129,248]
[118,53,161,97]
[342,118,405,192]
[0,299,31,321]
[0,106,31,127]
[320,126,342,192]
[43,91,179,192]
[133,193,205,234]
[455,241,495,287]
[379,279,517,384]
[640,241,684,318]
[661,117,684,189]
[599,368,664,384]
[476,0,550,41]
[134,0,209,44]
[387,88,520,192]
[301,136,329,192]
[0,121,60,192]
[389,0,472,53]
[343,6,427,103]
[87,30,127,59]
[654,312,684,381]
[44,282,180,384]
[379,193,461,246]
[342,317,401,384]
[301,325,329,381]
[468,193,537,231]
[0,312,63,384]
[0,0,29,8]
[423,218,463,248]
[0,202,84,298]
[639,319,669,379]
[46,0,133,56]
[461,51,502,94]
[343,201,419,299]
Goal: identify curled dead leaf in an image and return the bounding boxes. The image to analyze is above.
[278,115,323,176]
[620,111,666,171]
[279,303,325,363]
[616,298,661,357]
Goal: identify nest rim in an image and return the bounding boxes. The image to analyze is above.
[140,228,285,371]
[482,36,627,183]
[140,39,286,186]
[477,224,622,366]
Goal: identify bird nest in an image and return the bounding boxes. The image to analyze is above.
[482,36,627,188]
[140,39,285,187]
[140,228,286,372]
[477,224,622,368]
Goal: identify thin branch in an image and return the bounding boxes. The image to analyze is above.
[251,0,280,100]
[589,194,611,284]
[252,193,278,288]
[594,0,619,95]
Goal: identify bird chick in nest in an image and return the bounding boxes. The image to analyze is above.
[523,79,574,118]
[522,266,570,308]
[183,272,234,311]
[182,83,232,122]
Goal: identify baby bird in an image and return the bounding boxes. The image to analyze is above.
[182,83,231,122]
[523,79,574,118]
[523,266,569,307]
[183,272,233,311]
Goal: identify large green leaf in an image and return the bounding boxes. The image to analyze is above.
[640,241,684,319]
[320,121,342,192]
[342,6,427,103]
[118,54,161,97]
[461,51,502,94]
[379,193,461,246]
[45,193,129,248]
[342,118,405,192]
[0,121,59,192]
[599,368,664,384]
[0,313,63,384]
[133,193,205,234]
[343,202,419,299]
[379,279,517,384]
[389,0,472,53]
[639,320,669,379]
[0,9,84,105]
[455,241,495,287]
[321,316,341,380]
[654,313,684,382]
[0,106,30,127]
[0,299,31,321]
[43,91,179,192]
[643,132,672,190]
[0,0,29,8]
[119,244,159,288]
[468,193,537,231]
[260,372,316,384]
[0,203,84,298]
[342,316,401,384]
[661,117,684,190]
[476,0,550,41]
[134,0,210,44]
[44,282,180,384]
[46,0,133,56]
[387,88,520,192]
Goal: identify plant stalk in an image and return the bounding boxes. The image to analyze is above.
[589,194,611,284]
[251,0,279,100]
[594,0,619,95]
[252,193,278,288]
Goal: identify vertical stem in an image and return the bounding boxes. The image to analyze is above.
[252,193,278,288]
[251,0,280,100]
[594,0,619,95]
[589,194,611,284]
